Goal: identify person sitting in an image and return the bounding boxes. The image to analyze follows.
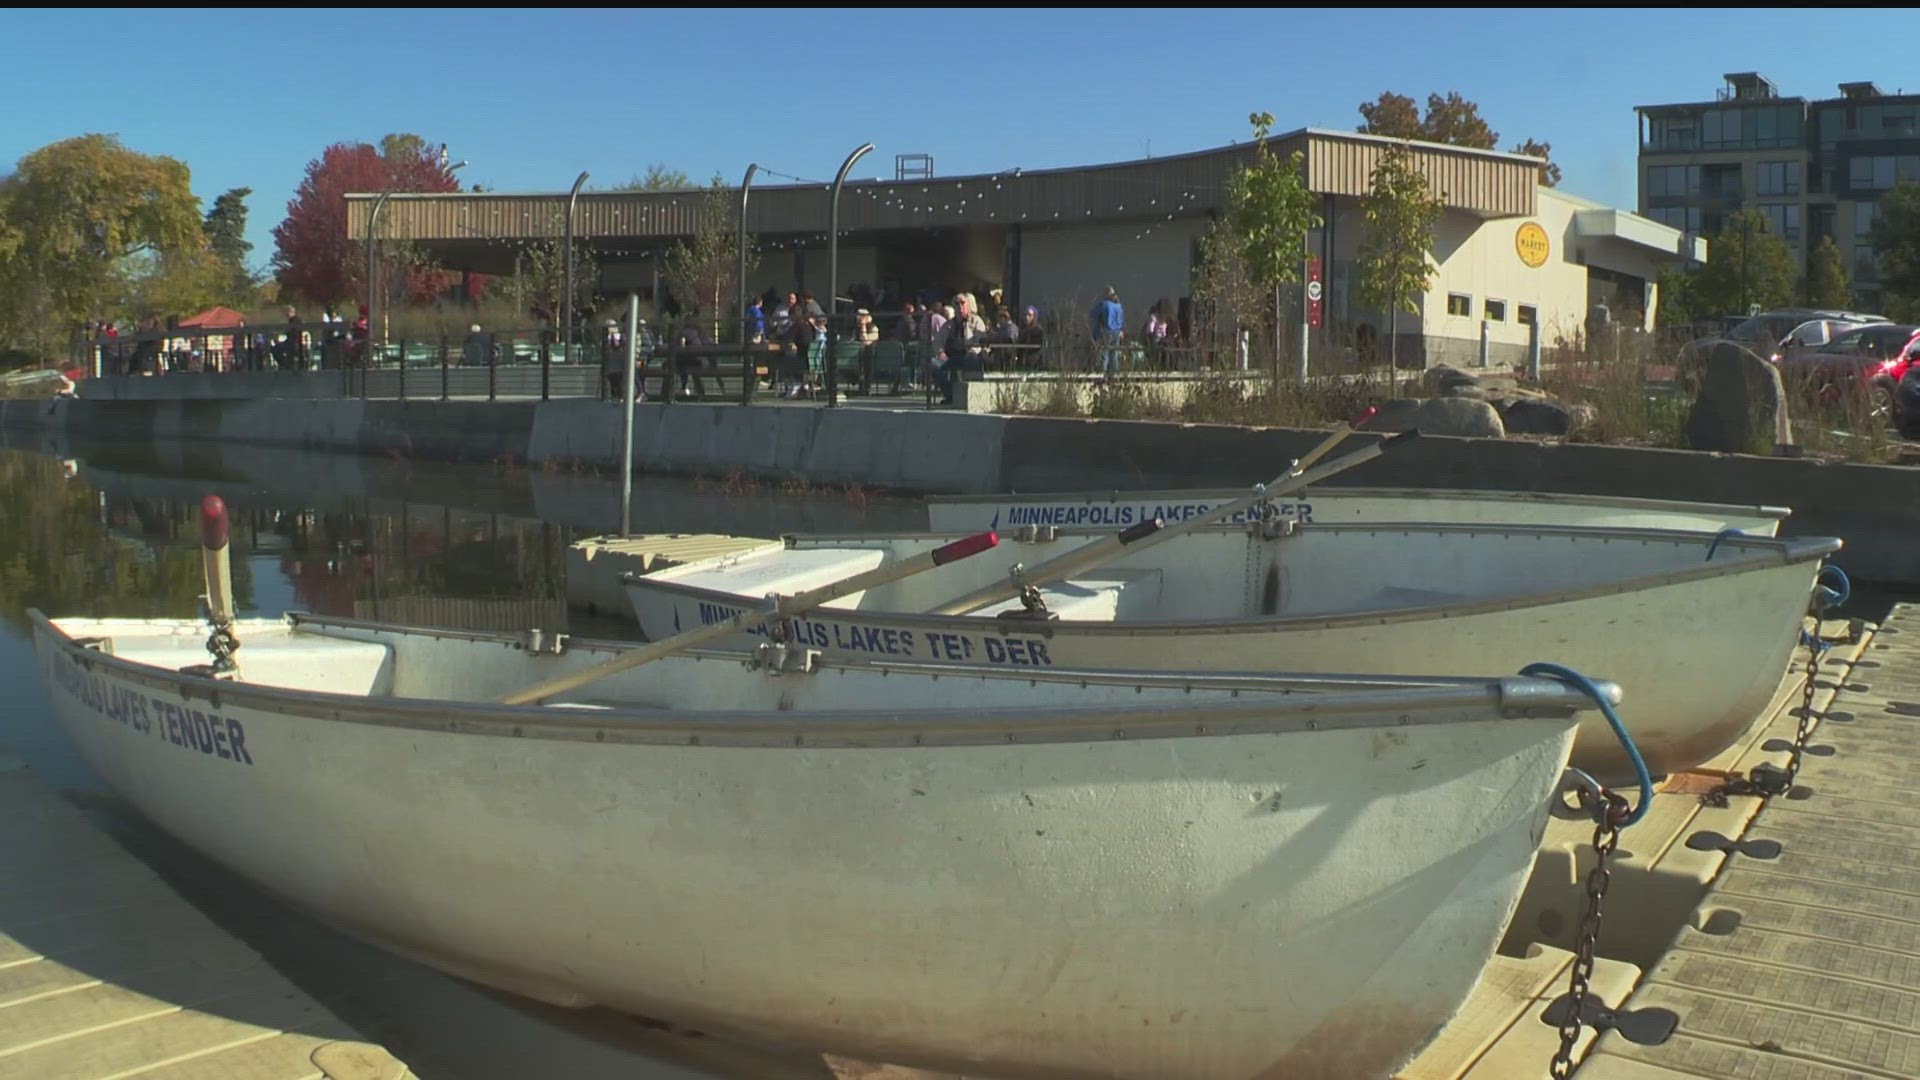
[854,308,880,345]
[893,301,919,343]
[988,307,1020,368]
[1017,306,1047,358]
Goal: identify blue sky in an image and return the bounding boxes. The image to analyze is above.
[4,9,1917,273]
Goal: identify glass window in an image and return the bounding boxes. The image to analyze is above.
[1757,161,1802,196]
[1824,328,1867,355]
[1902,156,1920,182]
[1485,299,1506,322]
[1447,294,1471,317]
[1757,107,1778,143]
[1874,157,1896,190]
[1647,167,1668,198]
[1887,108,1918,138]
[1517,305,1537,327]
[1851,157,1872,188]
[1857,201,1881,236]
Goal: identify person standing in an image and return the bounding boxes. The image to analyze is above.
[744,295,766,344]
[934,294,988,405]
[1089,287,1124,375]
[285,306,307,372]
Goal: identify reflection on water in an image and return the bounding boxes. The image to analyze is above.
[0,443,925,1080]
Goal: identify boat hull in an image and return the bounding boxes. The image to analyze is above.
[34,618,1578,1080]
[926,486,1789,537]
[627,529,1834,781]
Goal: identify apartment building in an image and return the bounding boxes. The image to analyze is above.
[1636,72,1920,307]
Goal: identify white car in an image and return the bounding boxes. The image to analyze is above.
[1770,315,1890,363]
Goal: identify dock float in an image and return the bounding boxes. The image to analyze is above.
[0,757,410,1080]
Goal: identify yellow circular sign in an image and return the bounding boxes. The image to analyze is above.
[1516,222,1550,268]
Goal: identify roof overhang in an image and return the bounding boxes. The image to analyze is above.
[1574,208,1706,263]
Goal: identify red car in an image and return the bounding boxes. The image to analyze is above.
[1775,322,1920,419]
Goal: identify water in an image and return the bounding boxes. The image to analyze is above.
[0,444,921,1080]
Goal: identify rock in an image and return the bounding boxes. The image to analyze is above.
[1440,383,1488,400]
[1501,397,1575,436]
[1359,397,1423,433]
[1423,365,1478,393]
[1683,341,1787,453]
[1411,396,1505,438]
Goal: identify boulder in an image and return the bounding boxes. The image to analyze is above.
[1423,365,1479,393]
[1411,396,1505,438]
[1501,397,1575,436]
[1683,342,1787,453]
[1359,397,1423,434]
[1439,383,1489,400]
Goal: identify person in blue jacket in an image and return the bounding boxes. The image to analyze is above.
[1089,287,1124,374]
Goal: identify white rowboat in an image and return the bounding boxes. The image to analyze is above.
[926,486,1790,536]
[625,524,1840,781]
[34,613,1609,1080]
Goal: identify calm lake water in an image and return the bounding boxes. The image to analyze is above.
[0,443,924,1080]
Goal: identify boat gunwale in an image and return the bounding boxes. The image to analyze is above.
[628,526,1842,637]
[924,485,1794,522]
[30,611,1599,750]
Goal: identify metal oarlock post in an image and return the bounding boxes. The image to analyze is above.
[191,496,241,678]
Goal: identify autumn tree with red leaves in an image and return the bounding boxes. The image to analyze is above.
[271,134,469,303]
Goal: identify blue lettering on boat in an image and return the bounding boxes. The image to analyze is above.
[48,650,253,765]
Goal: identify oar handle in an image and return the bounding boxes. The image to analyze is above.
[931,518,1164,616]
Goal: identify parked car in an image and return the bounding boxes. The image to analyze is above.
[1769,316,1890,362]
[1898,365,1920,439]
[1675,308,1884,389]
[1773,321,1920,419]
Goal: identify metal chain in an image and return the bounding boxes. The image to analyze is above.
[1551,789,1629,1078]
[1701,612,1832,806]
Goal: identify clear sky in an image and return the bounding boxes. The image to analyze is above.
[4,8,1917,273]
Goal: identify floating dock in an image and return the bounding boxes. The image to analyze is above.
[0,757,410,1080]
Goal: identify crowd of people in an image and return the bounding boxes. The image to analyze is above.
[87,306,372,377]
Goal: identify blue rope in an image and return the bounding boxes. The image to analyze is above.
[1703,528,1742,562]
[1521,663,1652,828]
[1813,565,1850,612]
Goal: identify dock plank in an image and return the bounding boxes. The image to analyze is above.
[1584,604,1920,1080]
[0,760,409,1080]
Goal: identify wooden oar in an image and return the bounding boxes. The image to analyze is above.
[930,429,1416,617]
[498,530,1001,706]
[1295,406,1379,471]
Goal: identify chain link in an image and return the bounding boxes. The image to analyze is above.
[1550,789,1629,1078]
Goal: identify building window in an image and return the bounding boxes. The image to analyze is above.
[1855,245,1878,277]
[1756,161,1801,196]
[1647,118,1698,151]
[1484,299,1507,322]
[1857,201,1882,237]
[1759,204,1801,240]
[1886,107,1918,138]
[1646,165,1702,198]
[1447,293,1472,317]
[1703,108,1741,149]
[1517,305,1537,327]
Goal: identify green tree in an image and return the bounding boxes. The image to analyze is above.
[0,135,204,355]
[1354,142,1446,376]
[1689,210,1796,316]
[1801,235,1852,309]
[127,245,231,319]
[1214,111,1322,379]
[1656,262,1695,327]
[1871,181,1920,308]
[663,176,756,341]
[1358,92,1560,185]
[513,210,598,327]
[202,187,254,294]
[614,165,693,192]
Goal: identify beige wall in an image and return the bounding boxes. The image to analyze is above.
[1018,219,1205,326]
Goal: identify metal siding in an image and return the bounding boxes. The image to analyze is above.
[350,134,1536,245]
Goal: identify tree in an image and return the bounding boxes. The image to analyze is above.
[1688,210,1796,316]
[0,135,203,355]
[270,134,462,302]
[663,176,755,341]
[1211,111,1322,379]
[202,187,253,293]
[614,165,693,192]
[1510,139,1561,188]
[1354,142,1446,377]
[1358,92,1560,184]
[127,245,231,320]
[513,210,598,328]
[1656,262,1695,328]
[1802,235,1852,309]
[1872,180,1920,309]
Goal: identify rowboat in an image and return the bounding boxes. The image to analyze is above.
[927,486,1790,536]
[625,524,1841,781]
[33,612,1613,1080]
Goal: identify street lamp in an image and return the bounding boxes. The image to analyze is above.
[561,171,591,374]
[365,160,465,350]
[738,163,759,406]
[825,143,874,407]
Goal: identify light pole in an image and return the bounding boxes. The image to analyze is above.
[825,143,874,407]
[738,163,758,406]
[365,160,465,354]
[561,171,590,369]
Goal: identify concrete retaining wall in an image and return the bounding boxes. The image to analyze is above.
[9,393,1920,586]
